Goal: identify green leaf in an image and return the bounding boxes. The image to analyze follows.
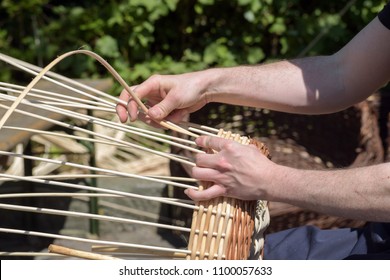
[247,47,265,64]
[198,0,215,5]
[95,35,120,58]
[164,0,179,11]
[280,37,289,54]
[269,17,286,35]
[244,10,255,22]
[203,40,236,66]
[237,0,252,6]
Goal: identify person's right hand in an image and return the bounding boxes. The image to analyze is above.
[116,72,211,125]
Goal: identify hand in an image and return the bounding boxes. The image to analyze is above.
[185,135,277,201]
[116,72,210,124]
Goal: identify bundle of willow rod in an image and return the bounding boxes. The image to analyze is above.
[0,51,270,260]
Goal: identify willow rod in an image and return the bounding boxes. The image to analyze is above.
[0,203,191,233]
[48,244,121,260]
[0,192,192,226]
[0,153,197,191]
[0,103,196,167]
[0,50,197,137]
[3,125,131,149]
[0,227,191,255]
[76,196,186,225]
[0,82,199,147]
[187,127,217,137]
[0,252,66,257]
[2,97,197,146]
[0,193,122,199]
[179,121,220,133]
[31,100,203,154]
[0,192,119,199]
[0,94,201,155]
[0,82,113,108]
[1,52,195,137]
[0,172,198,183]
[0,53,116,108]
[0,52,118,100]
[0,192,192,206]
[5,99,115,113]
[0,173,231,218]
[0,173,198,210]
[92,246,187,259]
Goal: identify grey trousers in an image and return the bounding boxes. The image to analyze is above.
[264,222,390,260]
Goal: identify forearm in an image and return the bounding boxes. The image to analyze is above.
[202,56,350,114]
[270,163,390,222]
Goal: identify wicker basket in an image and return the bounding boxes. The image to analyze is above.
[186,129,271,260]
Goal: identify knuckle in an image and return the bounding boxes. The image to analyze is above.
[168,93,180,105]
[219,187,228,197]
[149,74,161,81]
[216,157,232,171]
[119,89,130,100]
[222,142,235,152]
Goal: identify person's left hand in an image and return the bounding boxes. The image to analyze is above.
[185,135,277,201]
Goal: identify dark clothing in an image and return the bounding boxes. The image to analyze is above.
[264,223,390,260]
[379,2,390,29]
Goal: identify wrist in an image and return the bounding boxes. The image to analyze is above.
[197,68,226,103]
[201,66,256,105]
[266,165,302,203]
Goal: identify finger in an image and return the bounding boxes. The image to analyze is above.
[194,153,225,170]
[195,136,233,152]
[147,93,179,120]
[116,103,128,123]
[132,76,174,120]
[123,79,160,121]
[116,89,131,123]
[123,86,140,122]
[184,184,226,201]
[136,112,164,128]
[127,99,139,122]
[132,75,162,99]
[117,86,140,122]
[118,88,132,102]
[191,166,220,181]
[165,109,189,123]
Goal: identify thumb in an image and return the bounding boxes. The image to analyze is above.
[148,96,178,120]
[184,184,226,201]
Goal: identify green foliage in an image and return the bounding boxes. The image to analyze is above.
[0,0,386,91]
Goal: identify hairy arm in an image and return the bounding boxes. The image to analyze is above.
[189,136,390,222]
[271,162,390,222]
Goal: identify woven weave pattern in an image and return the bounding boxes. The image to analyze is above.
[186,129,270,260]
